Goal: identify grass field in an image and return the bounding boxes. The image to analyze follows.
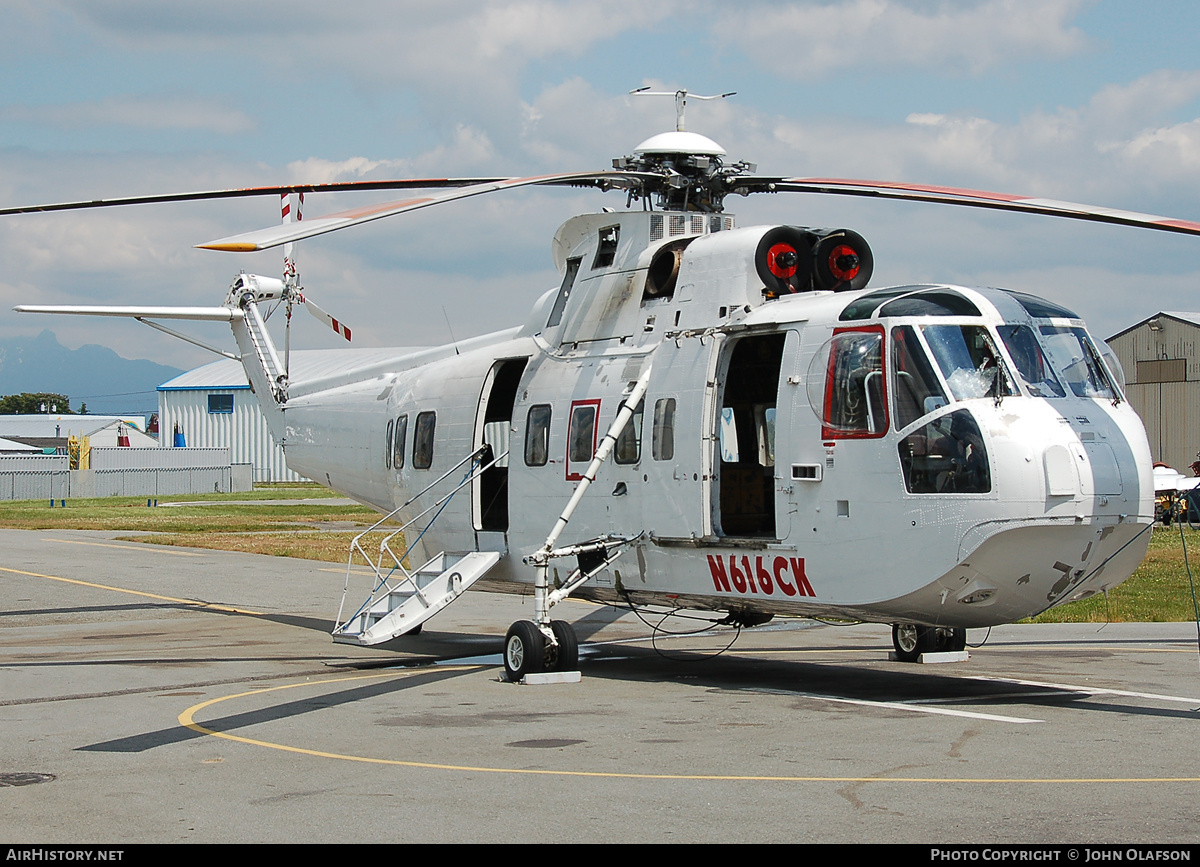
[1027,525,1200,623]
[3,486,1198,622]
[0,484,385,564]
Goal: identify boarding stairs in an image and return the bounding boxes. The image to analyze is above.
[331,446,504,646]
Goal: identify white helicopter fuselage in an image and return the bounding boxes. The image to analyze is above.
[274,208,1154,630]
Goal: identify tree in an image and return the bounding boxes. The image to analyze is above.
[0,393,73,414]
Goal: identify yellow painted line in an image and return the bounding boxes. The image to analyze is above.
[178,670,1200,784]
[0,565,262,615]
[44,537,201,557]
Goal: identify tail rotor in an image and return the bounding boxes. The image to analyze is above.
[277,191,352,382]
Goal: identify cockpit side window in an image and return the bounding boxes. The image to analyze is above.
[1039,326,1119,399]
[891,325,948,429]
[898,409,991,494]
[922,325,1013,401]
[822,326,888,438]
[997,325,1065,398]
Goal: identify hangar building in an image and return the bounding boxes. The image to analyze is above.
[1107,312,1200,474]
[158,348,409,483]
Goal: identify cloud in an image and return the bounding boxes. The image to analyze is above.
[1,96,256,135]
[55,0,679,89]
[717,0,1089,77]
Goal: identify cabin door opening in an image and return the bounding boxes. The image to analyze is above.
[475,357,528,533]
[715,333,785,538]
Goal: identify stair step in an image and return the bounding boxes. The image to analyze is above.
[332,551,500,646]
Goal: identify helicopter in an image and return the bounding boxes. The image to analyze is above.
[10,89,1200,682]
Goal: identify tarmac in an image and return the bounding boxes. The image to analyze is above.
[2,526,1200,844]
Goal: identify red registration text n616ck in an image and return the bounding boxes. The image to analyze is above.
[707,555,815,597]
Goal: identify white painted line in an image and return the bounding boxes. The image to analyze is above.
[750,688,1042,723]
[967,675,1200,706]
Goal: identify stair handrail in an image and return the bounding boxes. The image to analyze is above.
[334,445,509,631]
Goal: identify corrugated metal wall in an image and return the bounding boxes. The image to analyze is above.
[0,455,69,500]
[1110,317,1200,472]
[158,389,306,482]
[0,452,240,499]
[91,447,230,469]
[91,467,232,497]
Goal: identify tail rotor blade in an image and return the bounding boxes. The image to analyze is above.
[298,292,351,342]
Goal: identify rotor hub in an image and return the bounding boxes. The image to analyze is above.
[613,131,755,213]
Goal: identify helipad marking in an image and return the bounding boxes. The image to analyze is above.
[0,565,262,615]
[44,537,201,556]
[177,669,1200,782]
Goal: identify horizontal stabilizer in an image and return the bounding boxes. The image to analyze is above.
[14,305,243,321]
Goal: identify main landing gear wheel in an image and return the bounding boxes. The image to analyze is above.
[548,620,578,671]
[504,621,545,682]
[939,627,967,653]
[892,623,936,663]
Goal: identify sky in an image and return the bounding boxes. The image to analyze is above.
[1,0,1198,376]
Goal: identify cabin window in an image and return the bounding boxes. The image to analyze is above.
[413,411,435,469]
[393,414,408,470]
[208,394,233,414]
[652,398,675,461]
[592,225,619,269]
[568,403,598,463]
[385,419,394,470]
[922,325,1013,402]
[614,399,643,465]
[524,405,551,467]
[898,409,991,494]
[821,327,887,438]
[891,325,948,429]
[996,325,1065,398]
[1038,326,1120,399]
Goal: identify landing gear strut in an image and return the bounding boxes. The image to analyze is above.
[503,619,579,682]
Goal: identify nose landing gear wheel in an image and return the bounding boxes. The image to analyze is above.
[504,621,545,682]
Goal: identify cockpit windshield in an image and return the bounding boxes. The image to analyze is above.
[921,324,1013,401]
[996,324,1066,398]
[1038,326,1120,399]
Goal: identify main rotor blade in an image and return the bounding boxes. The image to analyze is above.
[733,177,1200,237]
[197,170,653,252]
[0,178,512,217]
[297,292,352,342]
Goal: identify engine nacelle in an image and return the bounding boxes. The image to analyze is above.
[755,226,873,297]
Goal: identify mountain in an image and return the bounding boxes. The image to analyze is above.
[0,330,183,416]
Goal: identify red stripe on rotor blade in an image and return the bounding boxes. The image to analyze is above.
[790,178,1026,203]
[1158,218,1200,233]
